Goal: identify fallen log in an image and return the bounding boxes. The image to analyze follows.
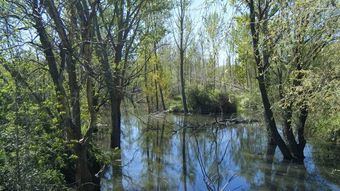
[213,118,259,125]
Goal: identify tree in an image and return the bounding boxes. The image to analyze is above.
[246,0,293,159]
[0,0,104,189]
[244,0,339,161]
[203,11,223,89]
[137,0,172,113]
[174,0,192,113]
[94,0,148,149]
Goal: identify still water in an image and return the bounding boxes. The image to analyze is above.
[97,114,340,191]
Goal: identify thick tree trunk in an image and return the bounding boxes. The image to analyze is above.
[297,105,308,159]
[110,44,123,149]
[75,144,94,191]
[94,15,122,149]
[33,2,93,188]
[110,96,122,149]
[278,72,300,159]
[248,0,293,160]
[257,75,292,159]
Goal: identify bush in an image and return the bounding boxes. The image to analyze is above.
[187,86,236,114]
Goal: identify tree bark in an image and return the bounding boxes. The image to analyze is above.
[110,97,122,149]
[179,0,188,114]
[248,0,293,160]
[297,105,307,159]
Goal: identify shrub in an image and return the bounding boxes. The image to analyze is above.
[187,86,236,114]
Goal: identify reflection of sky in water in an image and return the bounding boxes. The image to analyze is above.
[99,114,340,191]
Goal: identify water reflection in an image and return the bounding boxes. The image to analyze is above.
[98,114,340,191]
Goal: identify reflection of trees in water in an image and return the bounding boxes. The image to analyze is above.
[310,142,340,185]
[231,124,308,190]
[111,149,123,191]
[229,123,267,187]
[139,115,174,190]
[191,125,234,191]
[231,123,338,190]
[99,114,340,190]
[181,117,188,191]
[260,145,309,191]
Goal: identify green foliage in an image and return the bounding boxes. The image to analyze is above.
[0,63,67,190]
[167,97,182,112]
[309,113,340,143]
[237,91,262,113]
[187,86,236,114]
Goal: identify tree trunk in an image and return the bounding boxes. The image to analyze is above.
[248,0,293,160]
[159,84,166,111]
[278,70,300,158]
[110,44,123,149]
[110,96,122,149]
[154,71,159,111]
[297,105,308,159]
[75,144,94,191]
[144,54,151,113]
[180,49,188,113]
[257,75,292,159]
[179,0,188,114]
[33,1,95,188]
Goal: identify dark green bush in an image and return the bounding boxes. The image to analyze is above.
[187,86,236,114]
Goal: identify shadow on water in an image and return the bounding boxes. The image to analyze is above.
[97,114,340,191]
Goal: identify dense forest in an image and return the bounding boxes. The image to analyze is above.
[0,0,339,190]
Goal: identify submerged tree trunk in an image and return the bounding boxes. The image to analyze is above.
[248,0,293,160]
[257,75,292,159]
[278,70,300,159]
[94,15,122,149]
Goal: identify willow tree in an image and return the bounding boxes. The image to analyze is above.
[244,0,338,161]
[272,0,339,159]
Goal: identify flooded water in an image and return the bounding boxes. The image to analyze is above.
[97,113,340,191]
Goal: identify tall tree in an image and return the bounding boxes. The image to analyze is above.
[94,0,146,148]
[246,0,293,159]
[174,0,191,113]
